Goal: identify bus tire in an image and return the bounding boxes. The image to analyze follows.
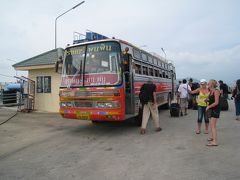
[162,94,171,109]
[92,120,100,124]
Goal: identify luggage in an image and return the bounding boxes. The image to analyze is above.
[220,97,228,111]
[170,103,180,117]
[188,98,193,109]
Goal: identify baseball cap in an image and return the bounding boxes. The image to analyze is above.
[200,79,207,84]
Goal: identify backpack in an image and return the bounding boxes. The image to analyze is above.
[236,87,240,101]
[192,82,200,91]
[139,90,148,105]
[139,84,155,104]
[222,83,229,94]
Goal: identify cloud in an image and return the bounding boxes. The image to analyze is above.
[0,0,240,83]
[171,44,240,84]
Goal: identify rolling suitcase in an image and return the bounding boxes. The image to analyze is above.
[170,103,180,117]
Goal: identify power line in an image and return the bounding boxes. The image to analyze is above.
[0,74,15,78]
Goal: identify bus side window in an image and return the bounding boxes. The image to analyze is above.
[134,63,141,74]
[142,66,148,75]
[110,55,118,72]
[166,71,169,78]
[159,69,162,77]
[149,67,154,76]
[154,69,159,77]
[162,71,166,78]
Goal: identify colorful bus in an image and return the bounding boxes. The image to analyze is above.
[56,34,176,124]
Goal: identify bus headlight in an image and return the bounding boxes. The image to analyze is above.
[60,102,74,108]
[60,91,75,97]
[61,102,67,108]
[96,101,120,108]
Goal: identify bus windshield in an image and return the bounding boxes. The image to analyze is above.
[61,42,122,87]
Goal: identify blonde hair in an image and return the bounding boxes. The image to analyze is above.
[208,79,218,88]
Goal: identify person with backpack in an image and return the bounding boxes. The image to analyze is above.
[139,80,162,134]
[178,79,191,116]
[176,80,182,104]
[191,82,200,110]
[232,79,240,121]
[219,80,229,100]
[188,78,193,109]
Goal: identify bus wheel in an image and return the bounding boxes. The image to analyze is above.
[134,107,143,126]
[162,94,171,109]
[92,120,100,124]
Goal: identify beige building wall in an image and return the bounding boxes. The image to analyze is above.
[29,68,60,112]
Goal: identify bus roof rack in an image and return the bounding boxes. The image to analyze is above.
[73,31,109,44]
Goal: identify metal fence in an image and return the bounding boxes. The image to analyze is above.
[0,76,35,112]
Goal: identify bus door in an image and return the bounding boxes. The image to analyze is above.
[123,53,135,114]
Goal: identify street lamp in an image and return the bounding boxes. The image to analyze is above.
[55,1,85,49]
[161,48,166,61]
[139,45,147,48]
[6,59,17,63]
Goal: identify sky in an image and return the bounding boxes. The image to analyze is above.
[0,0,240,85]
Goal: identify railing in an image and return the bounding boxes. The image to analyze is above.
[0,76,35,112]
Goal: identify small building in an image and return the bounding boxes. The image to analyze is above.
[13,48,64,112]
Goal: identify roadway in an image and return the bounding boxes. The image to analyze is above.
[0,101,240,180]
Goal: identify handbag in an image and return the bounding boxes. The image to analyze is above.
[206,109,212,119]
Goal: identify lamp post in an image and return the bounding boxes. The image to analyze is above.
[161,48,166,61]
[55,1,85,49]
[139,45,147,49]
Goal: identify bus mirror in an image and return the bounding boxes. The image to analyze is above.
[55,56,63,73]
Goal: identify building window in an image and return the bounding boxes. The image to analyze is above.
[37,76,51,93]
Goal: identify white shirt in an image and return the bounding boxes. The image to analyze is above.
[178,83,191,98]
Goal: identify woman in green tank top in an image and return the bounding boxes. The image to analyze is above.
[190,79,209,134]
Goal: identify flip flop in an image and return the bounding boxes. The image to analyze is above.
[196,131,201,134]
[207,138,213,141]
[155,127,162,132]
[140,129,146,135]
[206,143,218,147]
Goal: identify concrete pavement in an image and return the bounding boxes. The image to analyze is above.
[0,100,240,180]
